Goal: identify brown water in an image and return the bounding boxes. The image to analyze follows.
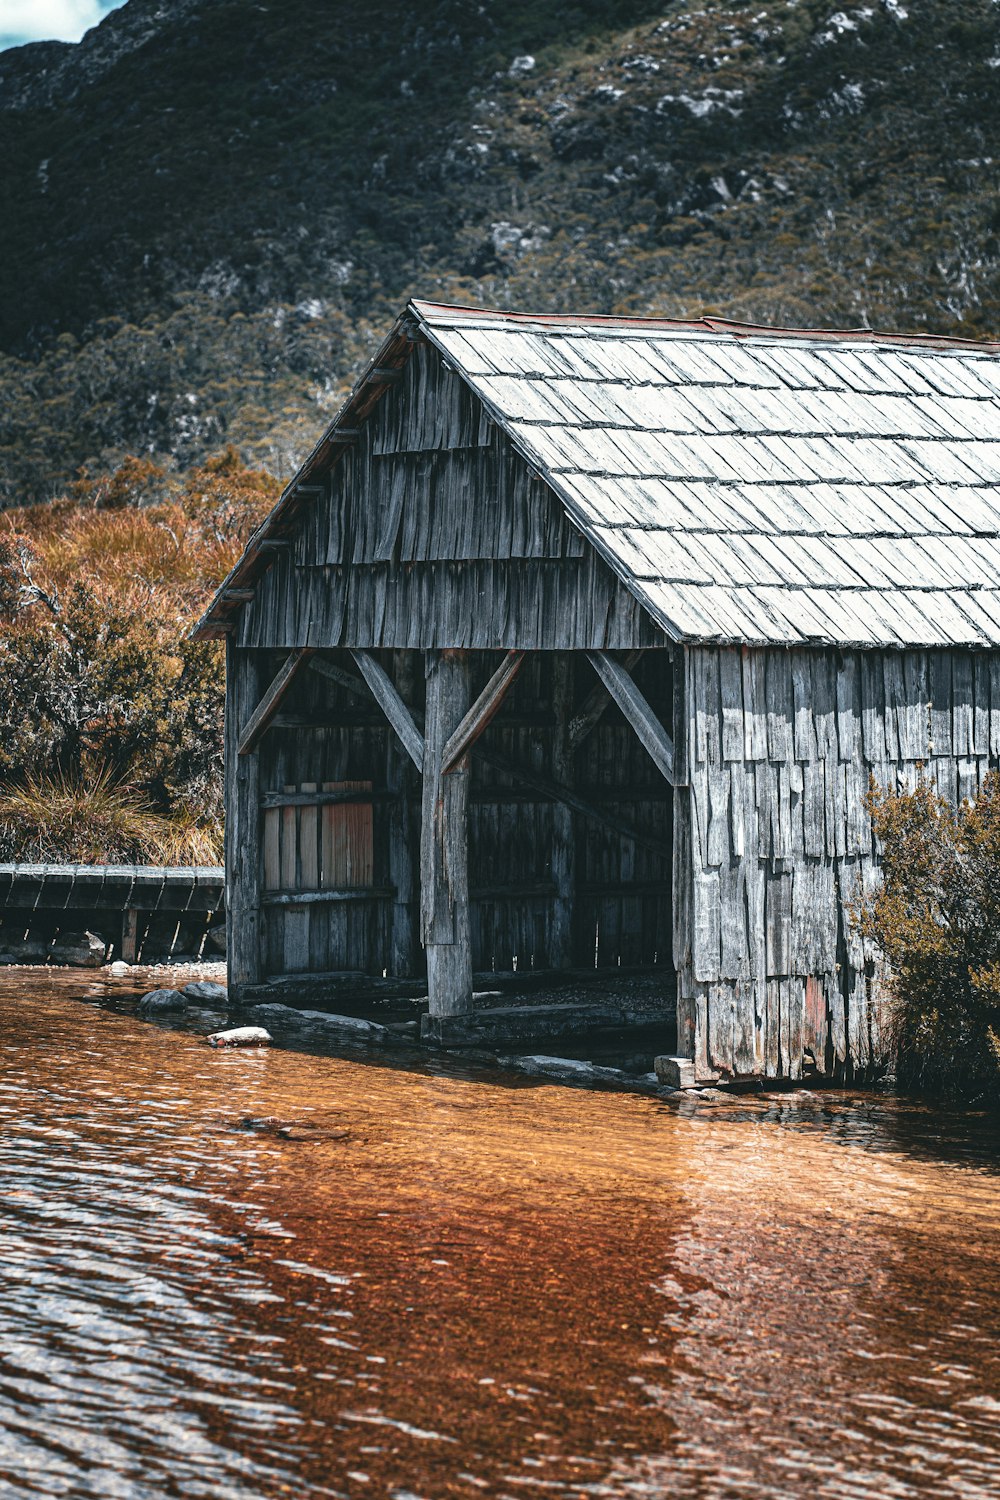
[1,973,999,1500]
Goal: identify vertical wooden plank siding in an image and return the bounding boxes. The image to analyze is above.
[225,641,262,995]
[238,344,663,654]
[679,644,1000,1081]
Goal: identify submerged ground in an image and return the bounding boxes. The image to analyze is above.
[1,970,999,1499]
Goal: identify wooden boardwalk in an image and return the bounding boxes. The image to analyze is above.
[0,864,225,963]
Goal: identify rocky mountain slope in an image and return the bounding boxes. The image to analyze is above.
[1,0,998,500]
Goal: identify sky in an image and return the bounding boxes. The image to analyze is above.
[0,0,127,51]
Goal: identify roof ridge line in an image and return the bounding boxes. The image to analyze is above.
[410,298,1000,356]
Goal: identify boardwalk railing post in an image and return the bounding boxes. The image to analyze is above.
[420,649,473,1016]
[121,908,139,964]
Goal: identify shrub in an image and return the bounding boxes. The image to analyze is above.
[859,773,1000,1103]
[0,449,276,864]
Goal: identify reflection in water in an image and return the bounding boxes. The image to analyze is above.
[0,970,998,1498]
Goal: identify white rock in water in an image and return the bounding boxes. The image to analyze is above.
[207,1026,272,1048]
[109,959,130,975]
[138,987,189,1015]
[181,980,228,1002]
[505,1055,626,1084]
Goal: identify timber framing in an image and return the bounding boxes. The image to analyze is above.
[238,649,314,756]
[198,298,1000,1082]
[585,652,676,786]
[351,650,425,770]
[569,649,645,751]
[441,651,525,773]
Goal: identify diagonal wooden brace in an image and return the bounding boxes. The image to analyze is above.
[585,650,676,784]
[440,650,526,773]
[569,648,646,750]
[350,650,425,770]
[237,649,314,756]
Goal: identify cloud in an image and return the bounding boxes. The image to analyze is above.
[0,0,124,49]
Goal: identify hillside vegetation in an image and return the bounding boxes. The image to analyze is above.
[0,0,998,500]
[0,450,276,861]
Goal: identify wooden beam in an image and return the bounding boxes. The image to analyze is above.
[473,746,671,861]
[366,366,404,384]
[569,648,645,750]
[386,650,420,980]
[261,887,394,907]
[421,651,474,1016]
[260,788,393,809]
[441,650,525,773]
[672,645,688,787]
[585,651,676,784]
[308,655,370,700]
[237,649,313,756]
[351,650,425,770]
[221,588,256,603]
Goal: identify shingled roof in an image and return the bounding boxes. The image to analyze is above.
[197,301,1000,648]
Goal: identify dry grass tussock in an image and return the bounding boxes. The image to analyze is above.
[0,771,224,866]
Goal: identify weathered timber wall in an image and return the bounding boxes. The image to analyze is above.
[676,644,1000,1080]
[237,343,665,652]
[254,651,406,980]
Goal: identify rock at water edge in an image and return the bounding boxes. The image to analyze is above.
[240,1004,389,1044]
[137,988,189,1016]
[50,932,106,967]
[654,1055,698,1090]
[205,921,227,956]
[181,980,228,1002]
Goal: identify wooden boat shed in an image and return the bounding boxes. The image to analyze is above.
[195,301,1000,1080]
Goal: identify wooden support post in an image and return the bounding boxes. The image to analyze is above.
[441,650,525,773]
[238,649,313,756]
[351,650,425,770]
[586,651,676,784]
[420,650,473,1017]
[226,641,263,993]
[387,651,420,978]
[120,908,139,964]
[550,654,576,970]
